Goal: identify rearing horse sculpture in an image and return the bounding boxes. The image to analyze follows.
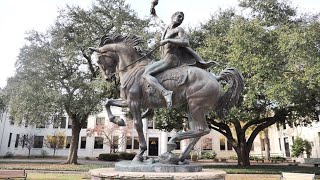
[91,34,244,164]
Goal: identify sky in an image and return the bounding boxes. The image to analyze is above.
[0,0,319,88]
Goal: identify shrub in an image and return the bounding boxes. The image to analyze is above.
[191,154,198,161]
[270,156,286,162]
[118,152,136,160]
[201,151,217,159]
[98,153,119,161]
[229,155,238,160]
[3,152,14,158]
[41,150,48,158]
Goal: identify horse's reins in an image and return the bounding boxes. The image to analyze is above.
[118,44,161,72]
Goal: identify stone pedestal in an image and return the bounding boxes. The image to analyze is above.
[89,168,226,180]
[115,160,202,172]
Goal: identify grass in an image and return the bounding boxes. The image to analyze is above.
[203,164,320,175]
[0,162,111,172]
[27,173,88,180]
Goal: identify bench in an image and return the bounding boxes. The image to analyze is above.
[0,169,27,179]
[280,172,315,180]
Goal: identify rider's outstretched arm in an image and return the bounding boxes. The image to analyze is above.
[150,7,166,31]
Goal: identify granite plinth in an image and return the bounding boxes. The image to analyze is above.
[115,160,202,172]
[89,168,226,180]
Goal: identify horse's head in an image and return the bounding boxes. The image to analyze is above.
[96,51,118,81]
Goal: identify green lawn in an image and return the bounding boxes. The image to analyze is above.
[27,173,88,180]
[203,164,320,175]
[0,162,111,172]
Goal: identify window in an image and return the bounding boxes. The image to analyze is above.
[15,134,20,148]
[227,140,233,150]
[53,117,59,128]
[94,137,104,149]
[68,119,72,129]
[80,137,86,149]
[60,117,66,128]
[278,138,282,151]
[36,124,45,128]
[133,137,139,149]
[168,137,180,150]
[219,137,226,150]
[148,120,154,129]
[261,138,266,151]
[202,138,213,150]
[96,117,105,126]
[126,137,132,149]
[65,136,72,148]
[22,135,26,148]
[283,123,286,130]
[251,143,254,151]
[33,136,44,148]
[8,133,12,147]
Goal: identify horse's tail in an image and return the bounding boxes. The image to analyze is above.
[216,67,244,119]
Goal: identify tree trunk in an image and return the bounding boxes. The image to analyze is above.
[65,117,81,164]
[264,129,270,161]
[236,142,251,166]
[28,149,31,158]
[53,148,56,158]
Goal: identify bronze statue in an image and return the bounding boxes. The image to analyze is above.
[143,1,216,108]
[90,33,244,164]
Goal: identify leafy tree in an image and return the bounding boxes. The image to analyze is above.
[5,0,149,164]
[154,0,320,166]
[291,137,312,158]
[87,121,133,153]
[44,131,66,157]
[19,134,35,158]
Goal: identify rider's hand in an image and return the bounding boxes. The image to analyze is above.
[150,7,156,15]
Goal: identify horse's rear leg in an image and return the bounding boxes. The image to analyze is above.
[168,108,210,163]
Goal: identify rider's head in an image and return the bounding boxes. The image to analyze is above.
[171,11,184,26]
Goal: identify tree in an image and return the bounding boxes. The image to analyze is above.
[291,137,312,158]
[5,0,149,164]
[153,0,320,166]
[87,120,133,153]
[197,0,320,166]
[44,131,66,157]
[19,134,35,158]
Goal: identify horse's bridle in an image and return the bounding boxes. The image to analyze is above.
[118,44,161,72]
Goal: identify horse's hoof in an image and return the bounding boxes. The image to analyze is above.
[179,159,190,165]
[132,155,144,162]
[117,119,126,126]
[159,152,179,165]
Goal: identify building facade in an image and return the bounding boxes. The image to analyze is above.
[1,107,320,159]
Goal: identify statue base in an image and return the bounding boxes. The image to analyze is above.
[115,160,202,172]
[89,167,226,180]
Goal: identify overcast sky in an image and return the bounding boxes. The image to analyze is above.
[0,0,319,88]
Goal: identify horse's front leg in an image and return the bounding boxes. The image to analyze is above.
[129,101,147,162]
[105,98,128,126]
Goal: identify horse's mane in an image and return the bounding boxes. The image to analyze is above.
[98,33,145,53]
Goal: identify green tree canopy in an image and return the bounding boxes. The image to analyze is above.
[5,0,150,164]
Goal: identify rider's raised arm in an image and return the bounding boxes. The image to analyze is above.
[150,8,166,31]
